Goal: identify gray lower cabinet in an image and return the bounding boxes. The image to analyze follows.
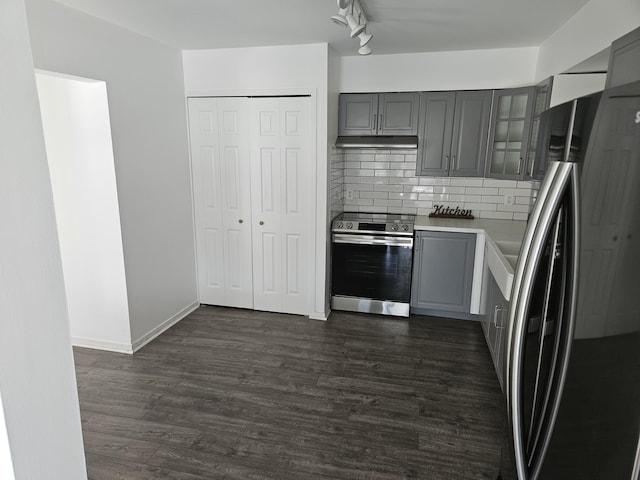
[417,90,491,177]
[411,231,476,313]
[481,271,508,389]
[339,92,420,136]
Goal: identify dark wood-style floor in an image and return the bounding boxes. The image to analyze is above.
[74,306,505,480]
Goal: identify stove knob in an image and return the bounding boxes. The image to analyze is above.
[336,221,343,229]
[402,224,409,232]
[346,222,353,229]
[391,224,398,232]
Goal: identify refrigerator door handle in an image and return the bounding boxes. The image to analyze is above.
[506,160,577,480]
[530,162,581,479]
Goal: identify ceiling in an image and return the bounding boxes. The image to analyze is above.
[52,0,593,56]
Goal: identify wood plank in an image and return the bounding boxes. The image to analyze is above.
[75,305,505,479]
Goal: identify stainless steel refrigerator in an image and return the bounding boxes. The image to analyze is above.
[500,80,640,479]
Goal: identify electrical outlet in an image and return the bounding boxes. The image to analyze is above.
[346,189,354,200]
[504,194,515,206]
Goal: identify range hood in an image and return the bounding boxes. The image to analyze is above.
[335,135,418,149]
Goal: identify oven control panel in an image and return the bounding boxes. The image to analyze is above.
[332,214,415,236]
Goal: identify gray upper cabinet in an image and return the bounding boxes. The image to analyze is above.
[411,230,476,313]
[417,92,455,176]
[417,91,491,177]
[606,26,640,89]
[524,78,553,180]
[486,87,535,180]
[338,92,419,136]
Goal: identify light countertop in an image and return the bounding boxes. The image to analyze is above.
[414,216,527,244]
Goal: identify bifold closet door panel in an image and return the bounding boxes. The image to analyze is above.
[250,97,313,315]
[188,97,253,308]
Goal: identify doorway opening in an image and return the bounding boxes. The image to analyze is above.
[35,71,131,352]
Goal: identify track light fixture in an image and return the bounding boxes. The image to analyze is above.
[330,0,372,56]
[331,8,349,27]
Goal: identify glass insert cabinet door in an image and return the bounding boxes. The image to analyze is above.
[526,79,553,179]
[487,87,534,179]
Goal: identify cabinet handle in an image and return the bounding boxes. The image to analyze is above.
[238,219,243,224]
[494,306,505,329]
[379,114,383,133]
[529,155,536,177]
[372,114,377,132]
[452,154,457,170]
[444,155,450,171]
[517,156,523,175]
[259,221,264,226]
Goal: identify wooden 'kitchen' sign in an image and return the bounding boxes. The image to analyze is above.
[429,205,474,219]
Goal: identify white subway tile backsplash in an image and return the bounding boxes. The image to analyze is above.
[374,184,404,193]
[389,192,418,201]
[483,179,518,188]
[346,169,375,177]
[498,187,528,196]
[434,186,466,195]
[398,162,417,170]
[497,204,530,213]
[346,153,374,162]
[376,199,402,208]
[419,177,450,186]
[390,177,418,185]
[463,202,497,212]
[376,154,406,163]
[479,211,515,220]
[418,193,449,202]
[465,187,499,196]
[515,196,534,205]
[450,178,484,187]
[337,149,540,220]
[344,161,362,169]
[375,170,405,177]
[361,161,390,169]
[360,205,388,213]
[458,195,482,203]
[360,191,389,199]
[407,185,434,193]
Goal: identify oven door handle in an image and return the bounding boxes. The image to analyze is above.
[332,234,413,247]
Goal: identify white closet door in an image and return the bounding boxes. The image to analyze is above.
[250,97,313,315]
[250,99,283,312]
[188,97,253,308]
[279,97,313,314]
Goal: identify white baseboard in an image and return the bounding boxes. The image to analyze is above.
[71,337,134,354]
[131,301,200,353]
[309,309,329,321]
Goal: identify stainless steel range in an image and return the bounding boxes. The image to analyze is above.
[331,212,415,317]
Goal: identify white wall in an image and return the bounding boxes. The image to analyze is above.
[536,0,640,81]
[0,0,86,477]
[549,73,607,107]
[26,0,199,347]
[36,72,132,352]
[0,394,15,480]
[340,47,539,92]
[183,43,331,320]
